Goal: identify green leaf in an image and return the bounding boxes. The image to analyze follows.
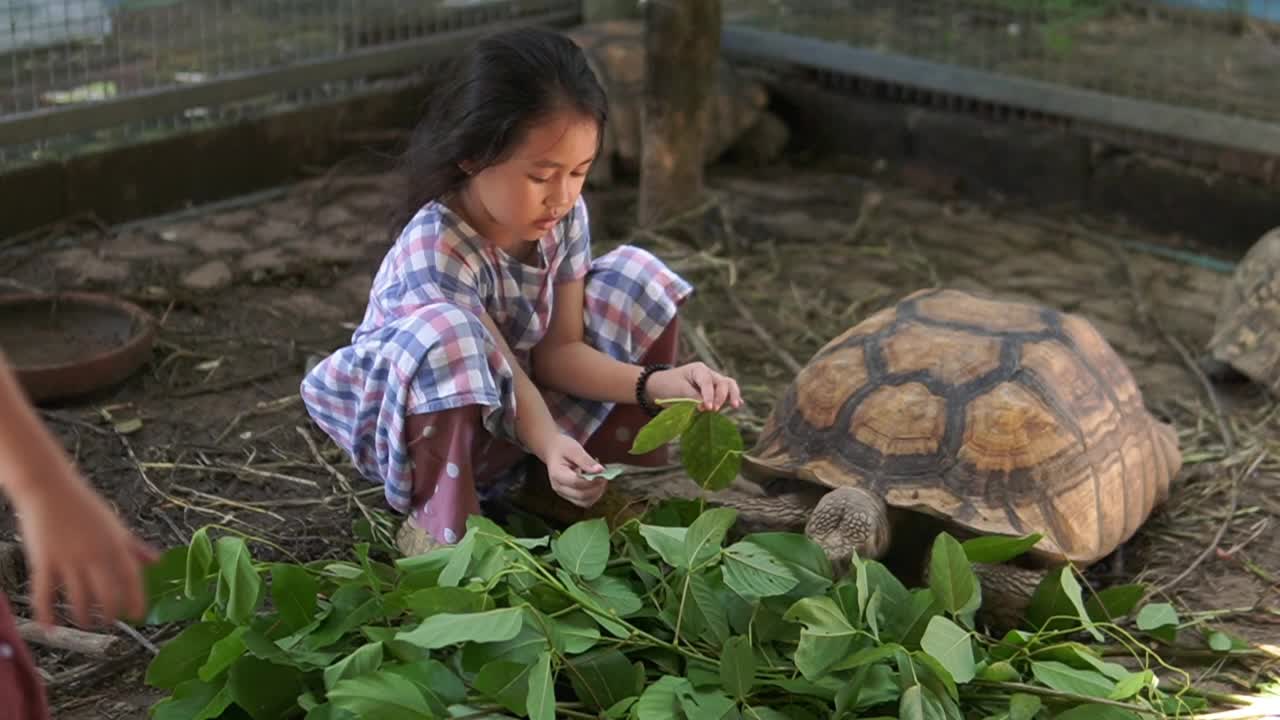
[565,648,639,711]
[324,642,385,691]
[145,546,215,625]
[745,532,834,596]
[196,626,248,682]
[677,686,737,720]
[680,411,744,491]
[1207,631,1235,652]
[1054,706,1141,720]
[215,537,263,626]
[326,670,437,719]
[270,564,318,633]
[976,660,1020,682]
[635,675,691,719]
[961,533,1042,564]
[1109,670,1154,700]
[149,678,233,720]
[919,616,975,683]
[1136,602,1179,630]
[1136,602,1179,645]
[639,524,690,568]
[927,534,979,619]
[527,650,555,720]
[581,464,625,482]
[830,643,901,672]
[722,540,799,598]
[632,401,699,455]
[403,586,492,619]
[553,518,611,580]
[899,684,947,720]
[307,585,385,649]
[743,709,793,720]
[1084,583,1145,622]
[1030,661,1115,697]
[1058,567,1104,641]
[784,596,858,679]
[385,659,466,716]
[227,656,307,720]
[474,659,532,715]
[146,621,235,690]
[688,571,731,646]
[1008,693,1040,720]
[555,611,603,655]
[720,636,756,700]
[396,607,524,649]
[685,508,738,569]
[185,528,215,598]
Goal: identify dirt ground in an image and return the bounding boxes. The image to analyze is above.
[0,150,1276,717]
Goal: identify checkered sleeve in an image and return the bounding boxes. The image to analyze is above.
[554,196,592,285]
[397,221,489,316]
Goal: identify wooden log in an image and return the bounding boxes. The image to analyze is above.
[638,0,722,227]
[15,620,124,658]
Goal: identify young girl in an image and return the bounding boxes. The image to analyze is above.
[300,26,741,554]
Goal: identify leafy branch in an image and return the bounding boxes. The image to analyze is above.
[135,404,1268,719]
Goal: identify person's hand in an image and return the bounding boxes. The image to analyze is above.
[9,460,158,630]
[537,433,607,508]
[646,362,743,413]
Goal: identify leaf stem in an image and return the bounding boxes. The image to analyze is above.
[971,681,1160,715]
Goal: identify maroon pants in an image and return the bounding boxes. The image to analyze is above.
[0,595,48,720]
[403,316,682,545]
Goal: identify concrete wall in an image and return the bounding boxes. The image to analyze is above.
[768,80,1279,257]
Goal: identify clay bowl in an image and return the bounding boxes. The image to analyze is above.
[0,292,156,404]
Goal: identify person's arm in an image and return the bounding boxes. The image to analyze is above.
[531,277,645,405]
[475,312,605,507]
[0,356,156,628]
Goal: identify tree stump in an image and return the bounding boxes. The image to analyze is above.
[638,0,722,228]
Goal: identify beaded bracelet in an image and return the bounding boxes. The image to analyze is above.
[635,363,671,418]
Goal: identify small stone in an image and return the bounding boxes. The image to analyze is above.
[271,292,344,321]
[288,236,364,264]
[190,230,251,255]
[100,233,188,262]
[253,219,299,244]
[240,248,290,274]
[315,205,356,229]
[208,208,260,230]
[52,249,129,284]
[182,260,233,291]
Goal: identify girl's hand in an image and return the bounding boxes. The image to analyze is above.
[647,362,743,413]
[538,433,607,508]
[11,464,158,630]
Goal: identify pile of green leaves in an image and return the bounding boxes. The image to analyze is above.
[139,402,1244,719]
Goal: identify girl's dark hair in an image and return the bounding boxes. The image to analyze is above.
[395,26,608,230]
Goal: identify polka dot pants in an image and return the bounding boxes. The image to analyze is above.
[403,315,681,546]
[0,594,49,720]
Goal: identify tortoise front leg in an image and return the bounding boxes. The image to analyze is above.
[970,562,1046,632]
[805,486,892,576]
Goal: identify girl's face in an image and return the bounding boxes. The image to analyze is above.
[461,109,599,245]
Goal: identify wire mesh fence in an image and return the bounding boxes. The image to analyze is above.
[0,0,580,168]
[723,0,1280,129]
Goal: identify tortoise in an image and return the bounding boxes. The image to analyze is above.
[1203,227,1280,397]
[498,288,1181,624]
[564,20,790,186]
[721,288,1182,624]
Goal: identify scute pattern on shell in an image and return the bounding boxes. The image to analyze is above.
[744,288,1181,566]
[1209,227,1280,396]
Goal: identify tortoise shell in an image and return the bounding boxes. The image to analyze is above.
[1208,227,1280,396]
[564,20,769,172]
[741,288,1181,566]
